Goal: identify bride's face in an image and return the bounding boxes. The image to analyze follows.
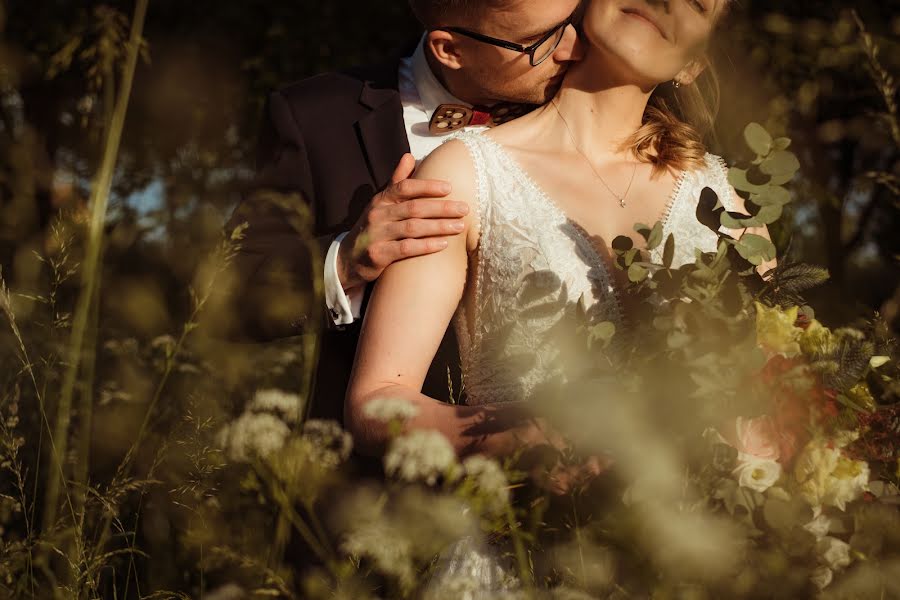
[580,0,724,87]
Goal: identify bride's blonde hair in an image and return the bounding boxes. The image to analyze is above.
[625,3,732,174]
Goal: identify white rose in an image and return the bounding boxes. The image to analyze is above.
[733,454,782,493]
[817,536,852,571]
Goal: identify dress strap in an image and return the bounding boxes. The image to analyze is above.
[446,131,491,254]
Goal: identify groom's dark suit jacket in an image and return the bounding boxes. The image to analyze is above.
[225,58,461,423]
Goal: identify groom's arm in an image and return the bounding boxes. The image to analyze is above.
[224,89,333,341]
[223,88,464,342]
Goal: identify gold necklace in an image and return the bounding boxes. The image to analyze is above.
[551,99,637,208]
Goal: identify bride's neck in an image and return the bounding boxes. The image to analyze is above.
[549,56,655,159]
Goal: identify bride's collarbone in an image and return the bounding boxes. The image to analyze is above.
[510,153,681,245]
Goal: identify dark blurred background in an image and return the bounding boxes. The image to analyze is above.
[1,0,898,331]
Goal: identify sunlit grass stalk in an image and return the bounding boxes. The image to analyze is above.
[0,271,79,542]
[852,10,899,147]
[505,504,534,589]
[73,250,102,519]
[43,0,149,541]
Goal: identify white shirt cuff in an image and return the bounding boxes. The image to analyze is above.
[324,232,364,326]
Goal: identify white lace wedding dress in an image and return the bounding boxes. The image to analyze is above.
[427,130,741,597]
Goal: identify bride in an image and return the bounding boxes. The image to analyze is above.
[346,0,772,480]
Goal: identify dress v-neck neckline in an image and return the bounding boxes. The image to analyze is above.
[476,133,689,266]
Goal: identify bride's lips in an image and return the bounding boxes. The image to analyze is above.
[621,7,668,41]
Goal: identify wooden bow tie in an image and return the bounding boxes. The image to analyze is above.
[429,103,534,135]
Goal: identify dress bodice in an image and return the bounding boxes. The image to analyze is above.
[451,131,739,407]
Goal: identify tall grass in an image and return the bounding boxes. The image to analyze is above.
[41,0,149,587]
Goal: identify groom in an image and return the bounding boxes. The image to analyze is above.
[225,0,582,424]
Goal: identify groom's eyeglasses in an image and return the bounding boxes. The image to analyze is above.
[432,11,577,67]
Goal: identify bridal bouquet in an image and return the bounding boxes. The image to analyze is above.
[526,124,900,598]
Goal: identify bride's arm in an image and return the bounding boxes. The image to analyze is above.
[345,140,549,458]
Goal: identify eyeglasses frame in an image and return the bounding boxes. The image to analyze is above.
[430,10,577,67]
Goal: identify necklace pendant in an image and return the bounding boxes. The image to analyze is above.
[619,198,626,208]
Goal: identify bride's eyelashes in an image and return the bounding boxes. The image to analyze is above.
[688,0,708,14]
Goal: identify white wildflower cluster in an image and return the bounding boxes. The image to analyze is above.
[216,412,290,463]
[250,388,304,424]
[384,430,458,486]
[300,419,353,468]
[341,521,416,591]
[362,397,420,424]
[461,455,511,515]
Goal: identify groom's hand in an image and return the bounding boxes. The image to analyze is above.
[337,153,469,291]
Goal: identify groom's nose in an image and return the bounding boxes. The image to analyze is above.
[552,23,585,63]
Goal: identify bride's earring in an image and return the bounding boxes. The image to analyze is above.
[672,79,682,89]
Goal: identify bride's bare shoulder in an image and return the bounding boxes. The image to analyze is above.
[415,138,475,179]
[415,138,478,206]
[414,138,481,249]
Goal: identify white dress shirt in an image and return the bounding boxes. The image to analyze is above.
[324,37,481,326]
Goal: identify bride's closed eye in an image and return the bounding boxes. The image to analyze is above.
[688,0,708,14]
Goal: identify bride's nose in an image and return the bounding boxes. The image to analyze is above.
[552,23,585,63]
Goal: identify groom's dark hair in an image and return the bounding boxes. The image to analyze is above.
[408,0,508,27]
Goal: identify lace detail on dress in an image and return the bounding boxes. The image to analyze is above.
[651,152,741,267]
[450,131,626,407]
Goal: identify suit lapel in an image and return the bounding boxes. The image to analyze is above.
[355,65,411,190]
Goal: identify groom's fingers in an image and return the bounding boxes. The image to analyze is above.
[387,199,469,221]
[378,178,452,206]
[378,237,453,263]
[389,153,416,185]
[386,218,466,240]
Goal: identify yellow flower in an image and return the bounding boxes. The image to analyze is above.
[755,302,801,357]
[799,319,836,356]
[794,437,869,511]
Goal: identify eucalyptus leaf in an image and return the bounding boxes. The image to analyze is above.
[647,221,664,251]
[767,172,795,186]
[733,234,777,266]
[663,233,675,268]
[633,222,652,240]
[750,186,792,207]
[760,150,800,178]
[772,137,792,151]
[628,263,649,283]
[624,247,639,267]
[612,235,634,253]
[754,203,784,225]
[728,168,768,195]
[744,122,773,156]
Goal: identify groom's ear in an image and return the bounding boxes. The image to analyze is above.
[674,57,708,87]
[426,30,465,71]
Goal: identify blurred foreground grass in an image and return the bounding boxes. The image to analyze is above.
[0,1,898,599]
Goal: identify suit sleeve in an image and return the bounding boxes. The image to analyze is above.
[222,89,335,342]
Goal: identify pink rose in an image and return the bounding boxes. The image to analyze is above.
[733,416,781,462]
